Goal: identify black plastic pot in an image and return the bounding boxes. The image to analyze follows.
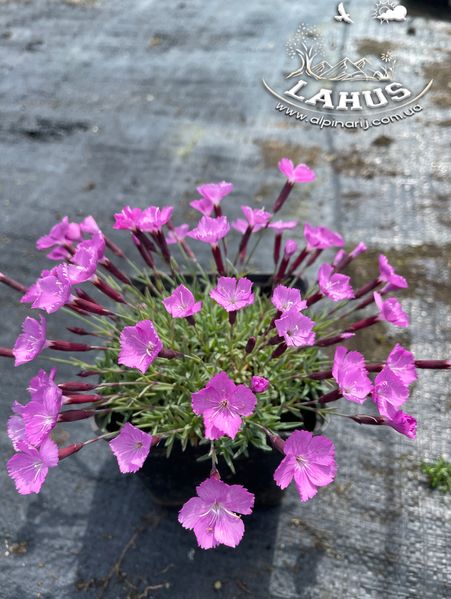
[137,411,321,508]
[100,272,316,508]
[139,443,285,508]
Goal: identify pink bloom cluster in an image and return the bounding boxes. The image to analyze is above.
[2,157,448,551]
[271,285,315,348]
[7,368,62,493]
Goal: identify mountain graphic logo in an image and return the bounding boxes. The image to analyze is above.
[308,57,393,81]
[285,25,396,82]
[262,21,433,127]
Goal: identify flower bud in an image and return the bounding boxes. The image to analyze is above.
[59,382,97,392]
[251,376,270,393]
[271,343,287,359]
[58,443,84,460]
[67,326,95,336]
[158,348,183,359]
[284,239,298,258]
[245,336,256,353]
[58,409,96,422]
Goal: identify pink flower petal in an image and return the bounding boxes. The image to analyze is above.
[109,423,152,473]
[118,320,163,373]
[274,455,296,490]
[214,511,245,548]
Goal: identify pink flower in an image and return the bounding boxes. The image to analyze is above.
[304,223,344,251]
[109,423,152,473]
[118,320,163,374]
[27,368,60,403]
[240,206,272,231]
[381,404,417,439]
[138,206,174,232]
[7,414,26,451]
[22,394,61,447]
[89,231,107,259]
[192,372,256,440]
[46,247,72,261]
[318,263,354,301]
[231,219,248,234]
[7,437,59,494]
[187,216,230,245]
[210,277,254,312]
[232,206,272,235]
[67,247,99,285]
[166,224,190,245]
[251,376,269,393]
[332,346,372,404]
[333,249,347,268]
[272,285,307,313]
[178,477,254,549]
[275,308,315,347]
[268,220,298,231]
[372,366,409,415]
[13,316,47,366]
[113,206,143,230]
[80,215,101,235]
[197,181,233,206]
[350,242,367,259]
[386,344,417,386]
[163,285,202,318]
[374,292,409,328]
[21,269,49,304]
[21,264,72,313]
[284,239,298,257]
[378,255,408,290]
[274,430,336,502]
[21,369,63,446]
[190,198,214,216]
[278,158,316,184]
[36,216,81,250]
[67,233,105,284]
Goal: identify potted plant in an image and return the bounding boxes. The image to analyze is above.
[1,158,449,550]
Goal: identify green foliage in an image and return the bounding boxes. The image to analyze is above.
[421,457,451,493]
[74,273,330,466]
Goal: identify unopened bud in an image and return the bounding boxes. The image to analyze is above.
[67,326,95,336]
[271,343,287,359]
[269,433,285,454]
[77,370,99,378]
[350,414,384,426]
[58,409,96,422]
[158,348,183,359]
[64,394,103,404]
[59,382,97,392]
[58,443,84,460]
[245,336,256,353]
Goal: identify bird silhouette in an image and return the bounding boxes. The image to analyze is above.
[335,2,353,24]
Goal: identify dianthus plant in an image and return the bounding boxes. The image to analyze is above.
[1,158,449,550]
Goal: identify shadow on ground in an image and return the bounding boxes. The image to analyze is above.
[71,457,315,599]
